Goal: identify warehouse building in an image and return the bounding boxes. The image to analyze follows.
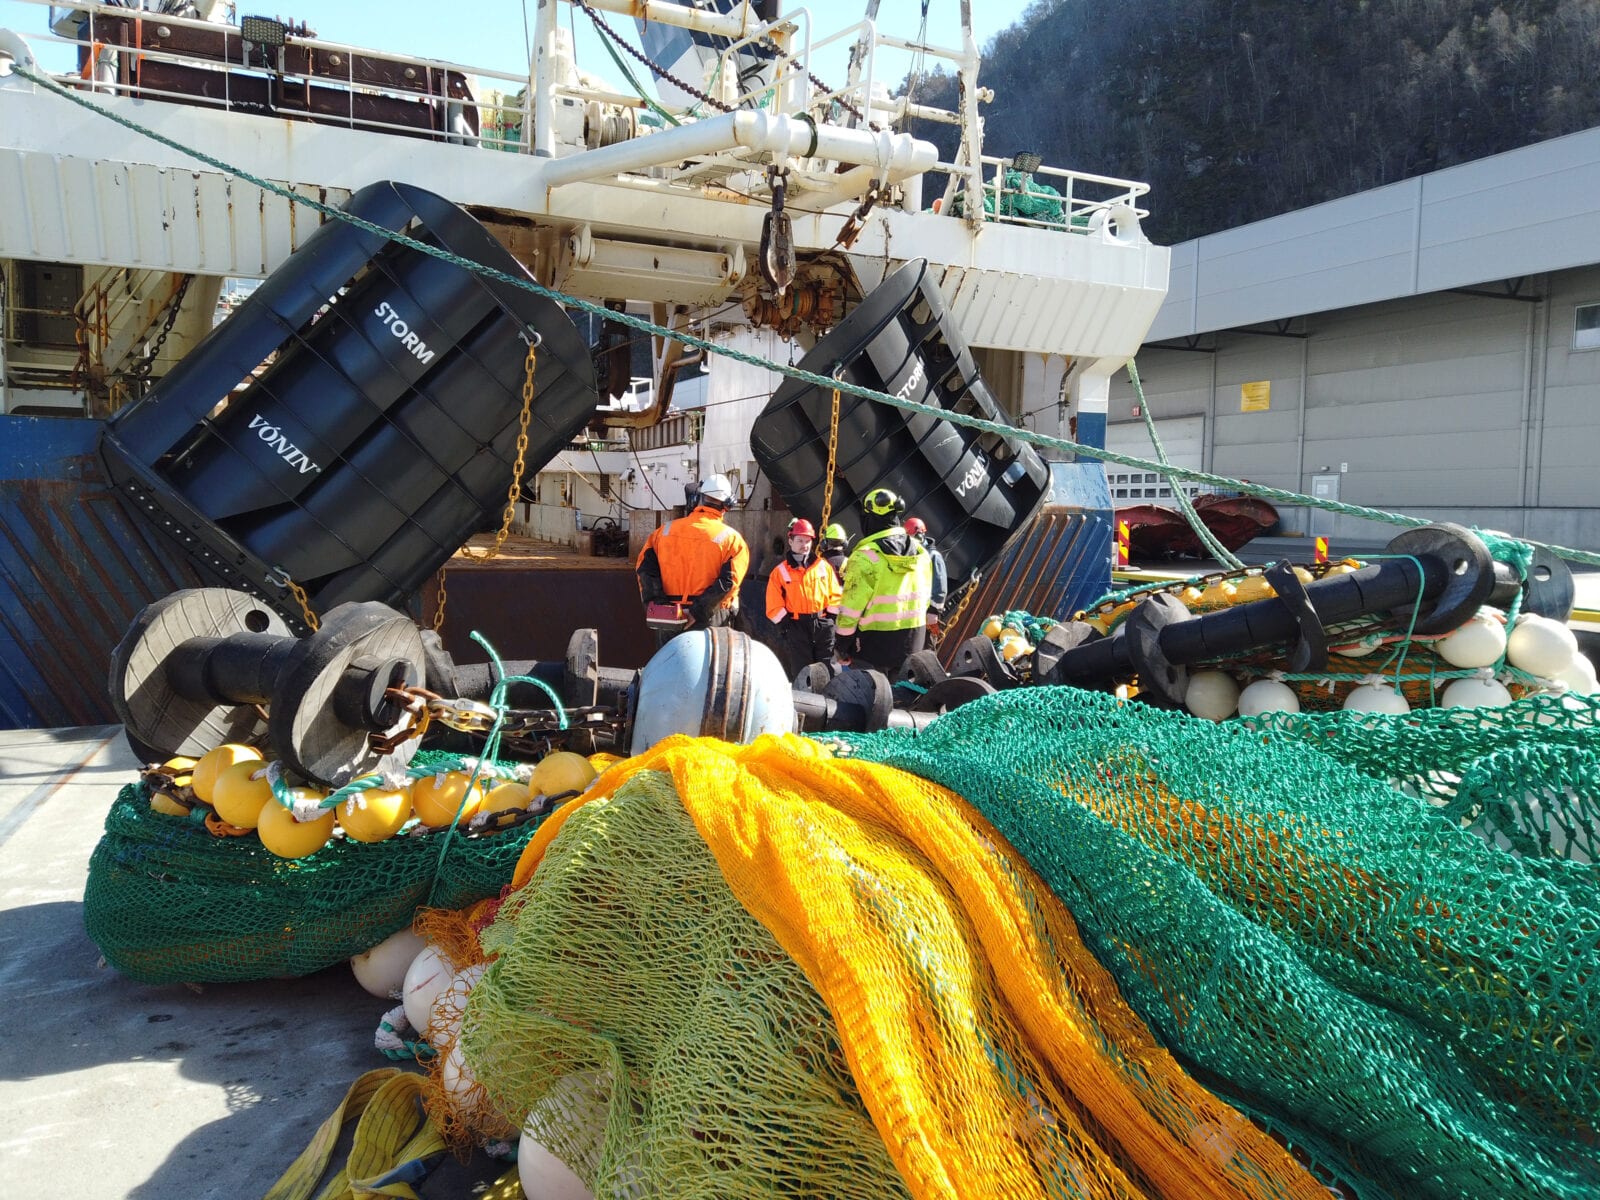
[1107,126,1600,549]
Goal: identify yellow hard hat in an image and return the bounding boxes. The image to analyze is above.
[861,487,903,517]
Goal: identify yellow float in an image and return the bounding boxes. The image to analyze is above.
[257,789,335,858]
[191,743,262,803]
[210,760,275,829]
[337,787,413,843]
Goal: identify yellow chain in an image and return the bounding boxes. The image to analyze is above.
[433,567,450,632]
[945,577,978,629]
[931,574,979,648]
[434,339,538,631]
[818,385,842,531]
[285,577,320,631]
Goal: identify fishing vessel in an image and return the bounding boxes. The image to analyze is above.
[0,0,1168,728]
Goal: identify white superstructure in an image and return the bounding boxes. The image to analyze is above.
[0,0,1169,520]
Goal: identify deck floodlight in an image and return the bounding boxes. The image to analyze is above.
[1010,152,1043,175]
[239,15,288,47]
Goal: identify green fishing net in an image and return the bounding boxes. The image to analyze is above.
[844,688,1600,1199]
[83,752,542,984]
[951,168,1069,225]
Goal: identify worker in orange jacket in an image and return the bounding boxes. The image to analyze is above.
[636,474,750,646]
[765,517,843,675]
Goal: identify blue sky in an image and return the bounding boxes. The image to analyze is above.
[0,0,1037,93]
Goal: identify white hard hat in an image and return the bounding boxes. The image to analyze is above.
[698,474,734,503]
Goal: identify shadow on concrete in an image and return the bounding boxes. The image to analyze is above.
[0,896,398,1199]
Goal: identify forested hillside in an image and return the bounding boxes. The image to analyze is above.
[906,0,1600,242]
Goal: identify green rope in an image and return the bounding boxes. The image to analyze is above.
[16,62,1600,570]
[424,631,564,903]
[1125,359,1244,570]
[1360,553,1427,688]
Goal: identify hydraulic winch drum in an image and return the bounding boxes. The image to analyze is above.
[100,181,599,624]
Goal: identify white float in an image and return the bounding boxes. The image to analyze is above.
[1342,681,1410,714]
[1552,652,1598,697]
[1506,614,1578,677]
[1184,670,1240,721]
[1440,675,1513,709]
[1237,678,1301,716]
[428,962,489,1050]
[401,944,457,1039]
[518,1070,613,1200]
[1435,610,1507,669]
[350,927,428,999]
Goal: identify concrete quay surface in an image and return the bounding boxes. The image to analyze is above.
[0,725,411,1199]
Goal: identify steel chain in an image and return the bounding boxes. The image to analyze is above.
[285,577,320,631]
[749,30,865,122]
[434,338,539,630]
[366,686,435,754]
[575,0,862,123]
[576,0,732,113]
[127,274,194,387]
[433,568,450,633]
[418,692,625,739]
[832,180,883,249]
[931,573,979,647]
[818,385,842,531]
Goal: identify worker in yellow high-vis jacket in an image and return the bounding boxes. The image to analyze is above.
[834,487,933,675]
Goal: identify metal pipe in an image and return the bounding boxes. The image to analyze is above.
[956,0,985,228]
[532,0,557,157]
[169,634,293,706]
[539,110,937,188]
[1203,343,1217,472]
[0,271,8,413]
[577,0,758,39]
[900,171,923,213]
[1516,292,1535,523]
[1295,331,1309,534]
[842,0,882,127]
[881,98,962,126]
[1527,281,1549,518]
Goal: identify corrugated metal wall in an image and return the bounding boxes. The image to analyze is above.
[0,417,202,729]
[940,509,1114,658]
[939,462,1115,655]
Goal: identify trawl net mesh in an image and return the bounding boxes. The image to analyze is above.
[463,737,1331,1200]
[846,688,1600,1199]
[83,753,540,984]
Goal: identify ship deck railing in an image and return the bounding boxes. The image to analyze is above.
[17,0,530,147]
[10,0,1150,234]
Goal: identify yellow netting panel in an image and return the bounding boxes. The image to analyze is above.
[466,735,1328,1200]
[470,768,907,1198]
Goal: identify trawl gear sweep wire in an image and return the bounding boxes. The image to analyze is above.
[15,63,1600,570]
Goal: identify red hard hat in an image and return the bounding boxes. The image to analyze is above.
[904,517,927,536]
[787,518,816,537]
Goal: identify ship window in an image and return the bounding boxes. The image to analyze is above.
[15,260,82,347]
[1575,303,1600,351]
